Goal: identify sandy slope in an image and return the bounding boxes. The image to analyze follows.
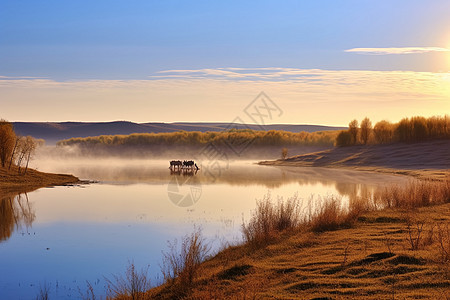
[260,140,450,180]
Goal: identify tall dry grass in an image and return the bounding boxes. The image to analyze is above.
[373,179,450,209]
[160,229,210,297]
[308,196,364,232]
[242,179,450,249]
[436,223,450,263]
[242,194,365,247]
[104,262,151,300]
[35,283,50,300]
[146,179,450,298]
[242,194,302,248]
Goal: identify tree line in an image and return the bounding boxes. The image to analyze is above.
[336,115,450,146]
[0,120,38,174]
[57,129,339,148]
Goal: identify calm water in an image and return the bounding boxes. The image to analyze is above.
[0,159,408,299]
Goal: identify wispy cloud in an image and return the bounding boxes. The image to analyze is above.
[153,67,323,81]
[345,47,450,55]
[0,75,48,80]
[1,68,448,124]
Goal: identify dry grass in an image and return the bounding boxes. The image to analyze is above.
[436,223,450,263]
[78,281,97,300]
[373,178,450,209]
[104,262,151,300]
[242,193,365,249]
[241,194,301,248]
[157,229,210,298]
[309,196,364,232]
[153,203,450,300]
[35,283,50,300]
[147,179,450,299]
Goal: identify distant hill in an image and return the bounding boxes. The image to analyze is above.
[12,121,346,144]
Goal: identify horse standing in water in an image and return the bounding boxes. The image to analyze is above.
[183,160,195,169]
[169,160,182,171]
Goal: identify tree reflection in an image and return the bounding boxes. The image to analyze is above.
[0,193,35,242]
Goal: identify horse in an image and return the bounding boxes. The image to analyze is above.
[169,160,182,170]
[183,160,195,169]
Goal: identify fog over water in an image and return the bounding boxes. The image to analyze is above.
[0,146,409,299]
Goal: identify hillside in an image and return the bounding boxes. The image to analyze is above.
[260,140,450,180]
[12,121,345,144]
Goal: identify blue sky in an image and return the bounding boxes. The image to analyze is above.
[0,0,449,123]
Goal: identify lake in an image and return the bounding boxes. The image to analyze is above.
[0,158,408,299]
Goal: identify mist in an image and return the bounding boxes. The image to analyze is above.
[31,145,407,191]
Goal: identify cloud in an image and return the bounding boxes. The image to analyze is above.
[345,47,450,55]
[0,68,448,125]
[0,75,48,79]
[153,67,324,81]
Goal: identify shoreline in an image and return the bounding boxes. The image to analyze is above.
[148,187,450,299]
[259,140,450,181]
[258,160,449,181]
[0,166,80,195]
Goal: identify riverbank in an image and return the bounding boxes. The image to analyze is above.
[0,166,80,194]
[259,140,450,180]
[149,203,450,299]
[145,172,450,299]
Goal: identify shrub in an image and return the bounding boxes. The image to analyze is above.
[104,262,151,300]
[336,130,353,147]
[242,194,301,248]
[373,179,450,209]
[281,147,288,160]
[160,229,210,297]
[436,223,450,263]
[373,120,394,144]
[309,196,362,232]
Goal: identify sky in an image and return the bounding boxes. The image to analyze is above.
[1,0,449,126]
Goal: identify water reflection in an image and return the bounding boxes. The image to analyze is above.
[31,159,407,190]
[0,161,410,299]
[0,192,35,242]
[170,169,198,176]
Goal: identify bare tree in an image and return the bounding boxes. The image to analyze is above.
[348,119,359,145]
[360,117,372,145]
[16,138,27,174]
[23,136,37,175]
[8,136,22,170]
[16,136,36,175]
[0,120,16,168]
